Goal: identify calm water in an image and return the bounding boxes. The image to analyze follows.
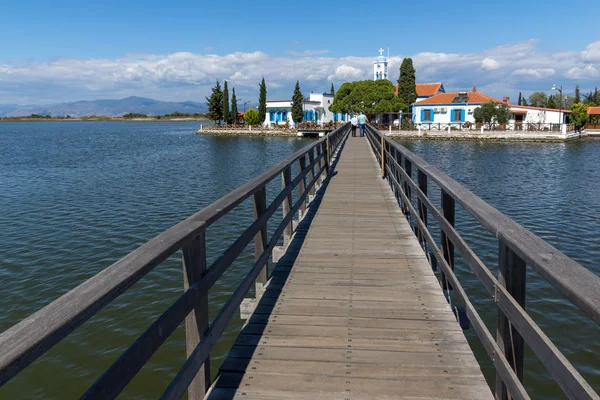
[0,123,598,398]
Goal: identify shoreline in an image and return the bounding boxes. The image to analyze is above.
[196,127,600,142]
[0,117,209,122]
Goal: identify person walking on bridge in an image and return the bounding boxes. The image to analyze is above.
[358,112,367,137]
[350,115,358,137]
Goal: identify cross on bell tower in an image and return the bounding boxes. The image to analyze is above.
[373,47,388,81]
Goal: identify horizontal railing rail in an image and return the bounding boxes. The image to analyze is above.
[0,123,351,399]
[365,125,600,400]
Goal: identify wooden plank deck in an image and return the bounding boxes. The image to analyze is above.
[206,137,493,399]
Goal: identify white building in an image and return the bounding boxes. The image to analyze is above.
[412,88,570,128]
[264,92,346,127]
[374,48,388,81]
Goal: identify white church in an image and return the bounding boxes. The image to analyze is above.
[262,48,391,127]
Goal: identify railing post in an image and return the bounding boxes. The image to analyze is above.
[282,166,293,245]
[403,158,412,217]
[315,144,323,188]
[440,190,455,290]
[393,147,401,206]
[381,131,386,178]
[253,186,268,288]
[308,148,316,197]
[323,140,330,175]
[298,156,307,218]
[182,233,210,400]
[417,170,427,244]
[495,240,526,400]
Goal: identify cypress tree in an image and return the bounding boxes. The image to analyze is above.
[222,80,230,124]
[205,80,223,123]
[258,77,267,124]
[331,83,335,95]
[522,97,528,106]
[396,58,417,113]
[291,80,304,125]
[574,85,581,104]
[517,92,522,106]
[230,87,238,124]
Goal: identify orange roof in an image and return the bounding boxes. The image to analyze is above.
[416,83,443,97]
[416,92,502,105]
[393,82,442,97]
[508,104,572,113]
[588,106,600,115]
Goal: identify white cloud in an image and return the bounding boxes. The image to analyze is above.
[566,64,600,79]
[511,68,555,78]
[326,65,364,81]
[288,50,330,57]
[1,39,599,104]
[582,41,600,63]
[481,58,500,70]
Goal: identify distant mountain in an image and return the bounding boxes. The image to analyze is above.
[1,96,207,117]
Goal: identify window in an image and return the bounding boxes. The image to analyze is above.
[341,113,346,121]
[423,109,432,121]
[452,109,462,122]
[333,112,338,122]
[270,111,276,122]
[282,110,287,121]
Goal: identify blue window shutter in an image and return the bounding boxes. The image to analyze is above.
[420,109,424,121]
[430,109,434,121]
[451,109,455,122]
[461,109,465,122]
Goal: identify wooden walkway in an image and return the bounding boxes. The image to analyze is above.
[206,137,493,399]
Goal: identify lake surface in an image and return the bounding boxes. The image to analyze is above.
[0,122,598,398]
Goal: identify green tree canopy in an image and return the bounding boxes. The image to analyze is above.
[547,95,558,109]
[570,102,588,129]
[258,77,267,123]
[244,108,260,125]
[575,85,581,104]
[330,80,404,115]
[291,81,304,124]
[396,58,417,113]
[206,80,223,123]
[222,80,231,124]
[473,101,510,129]
[528,92,548,108]
[230,88,238,124]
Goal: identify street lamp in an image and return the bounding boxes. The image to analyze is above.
[552,84,563,130]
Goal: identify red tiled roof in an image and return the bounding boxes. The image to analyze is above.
[393,82,443,97]
[508,104,572,113]
[416,92,502,105]
[587,106,600,115]
[416,83,443,97]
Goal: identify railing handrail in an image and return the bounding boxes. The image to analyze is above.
[0,123,350,397]
[380,131,600,325]
[365,125,600,400]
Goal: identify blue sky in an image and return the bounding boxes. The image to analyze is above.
[0,0,599,104]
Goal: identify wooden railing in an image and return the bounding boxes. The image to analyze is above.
[0,124,351,399]
[365,125,600,400]
[586,123,600,130]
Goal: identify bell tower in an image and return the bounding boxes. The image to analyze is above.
[373,48,388,81]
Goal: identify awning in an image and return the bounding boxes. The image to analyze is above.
[510,109,527,115]
[587,106,600,115]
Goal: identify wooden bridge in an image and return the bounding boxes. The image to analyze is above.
[1,124,599,399]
